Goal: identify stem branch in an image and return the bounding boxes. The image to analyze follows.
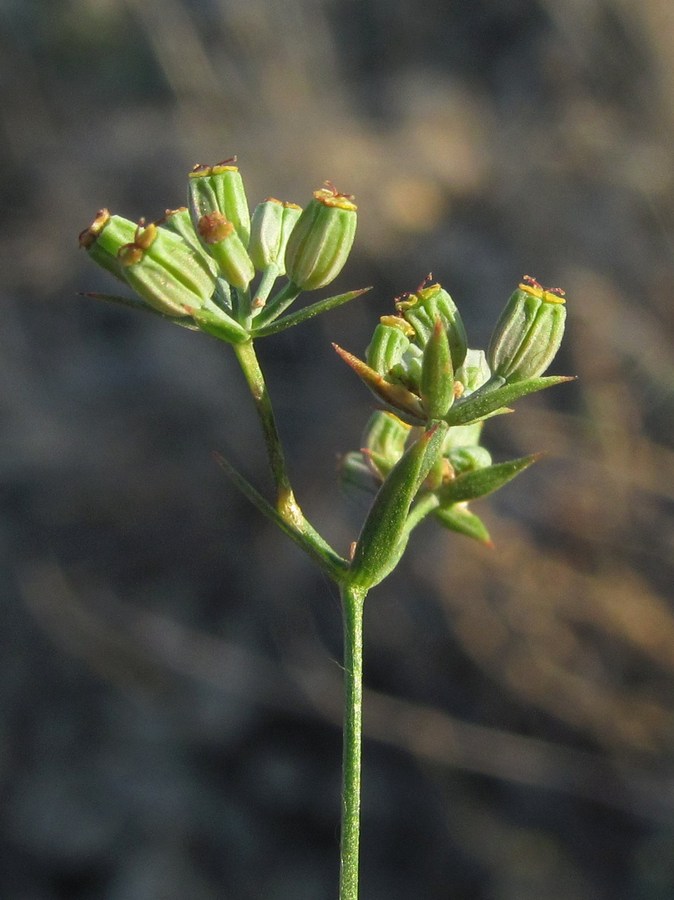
[232,339,302,524]
[232,339,347,572]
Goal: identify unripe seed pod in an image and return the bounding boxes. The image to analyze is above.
[147,222,218,299]
[284,184,357,291]
[341,451,380,498]
[488,276,566,382]
[433,503,492,544]
[249,198,302,275]
[390,344,423,391]
[397,282,468,370]
[366,320,411,376]
[362,411,410,466]
[197,212,255,290]
[160,207,217,271]
[446,445,493,474]
[79,209,137,281]
[455,348,491,395]
[188,160,251,246]
[118,220,216,316]
[442,420,484,452]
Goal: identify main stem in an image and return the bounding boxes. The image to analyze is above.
[233,338,366,896]
[339,583,366,900]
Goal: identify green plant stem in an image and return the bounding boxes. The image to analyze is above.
[252,280,302,328]
[233,339,299,518]
[339,582,367,900]
[232,338,347,572]
[233,337,366,898]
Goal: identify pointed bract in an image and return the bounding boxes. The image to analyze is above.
[433,504,492,544]
[446,374,575,426]
[420,318,454,419]
[349,423,448,589]
[436,454,540,505]
[333,343,426,423]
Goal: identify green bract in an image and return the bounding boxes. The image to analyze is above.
[420,318,455,419]
[285,184,357,291]
[487,276,567,382]
[349,423,448,590]
[333,343,427,424]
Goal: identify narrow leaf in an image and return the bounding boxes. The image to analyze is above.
[252,287,372,337]
[446,375,575,426]
[333,343,426,423]
[420,318,454,419]
[436,454,540,505]
[213,451,348,579]
[349,422,448,590]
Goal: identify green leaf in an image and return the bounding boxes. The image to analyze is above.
[446,374,574,426]
[348,422,448,590]
[433,504,492,544]
[436,454,540,505]
[251,287,371,337]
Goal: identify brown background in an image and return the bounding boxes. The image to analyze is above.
[1,1,673,897]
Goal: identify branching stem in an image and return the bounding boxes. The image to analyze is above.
[232,339,347,573]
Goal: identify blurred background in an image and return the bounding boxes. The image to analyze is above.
[1,0,673,897]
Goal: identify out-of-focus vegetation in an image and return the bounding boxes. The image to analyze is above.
[1,1,673,898]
